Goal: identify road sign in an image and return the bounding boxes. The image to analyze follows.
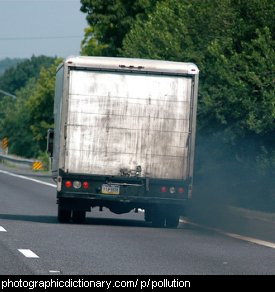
[32,161,43,171]
[2,137,8,150]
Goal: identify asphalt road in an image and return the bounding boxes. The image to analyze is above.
[0,167,274,275]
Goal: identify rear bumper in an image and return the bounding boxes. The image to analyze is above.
[56,170,190,212]
[57,191,187,206]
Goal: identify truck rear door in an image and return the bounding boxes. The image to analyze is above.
[64,69,193,180]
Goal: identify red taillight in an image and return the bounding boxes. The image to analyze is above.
[65,180,72,188]
[178,187,185,194]
[161,186,167,193]
[83,181,89,189]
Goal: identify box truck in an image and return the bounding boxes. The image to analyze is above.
[48,56,199,227]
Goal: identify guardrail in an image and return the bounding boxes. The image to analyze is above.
[0,153,43,170]
[0,153,34,165]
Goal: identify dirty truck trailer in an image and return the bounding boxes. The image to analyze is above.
[50,56,199,228]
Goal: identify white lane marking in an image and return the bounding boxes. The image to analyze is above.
[18,249,39,258]
[49,270,61,273]
[0,226,7,232]
[0,169,56,188]
[180,219,275,249]
[224,232,275,249]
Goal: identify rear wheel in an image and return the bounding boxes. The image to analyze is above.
[58,205,71,223]
[72,210,86,224]
[144,209,152,223]
[165,214,180,228]
[151,209,165,228]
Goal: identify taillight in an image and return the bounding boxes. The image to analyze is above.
[161,186,167,193]
[83,181,89,189]
[65,180,72,188]
[169,187,176,194]
[73,181,81,189]
[178,187,185,194]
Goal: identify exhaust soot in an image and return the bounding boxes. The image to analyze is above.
[187,132,275,236]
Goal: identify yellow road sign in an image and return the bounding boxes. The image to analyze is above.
[32,161,43,171]
[2,137,8,150]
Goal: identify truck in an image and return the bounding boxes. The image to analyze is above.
[48,56,199,228]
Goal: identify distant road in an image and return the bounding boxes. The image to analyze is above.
[0,167,274,275]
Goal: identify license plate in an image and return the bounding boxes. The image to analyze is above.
[101,184,120,195]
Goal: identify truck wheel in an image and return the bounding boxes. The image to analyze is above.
[144,209,152,223]
[151,210,165,228]
[58,205,71,223]
[72,210,86,224]
[165,214,180,228]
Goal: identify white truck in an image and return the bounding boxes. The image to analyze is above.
[48,56,199,227]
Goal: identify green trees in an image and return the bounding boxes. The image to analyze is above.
[0,78,39,158]
[203,27,274,135]
[26,61,61,152]
[80,0,158,56]
[122,0,235,63]
[0,55,55,95]
[0,58,23,76]
[0,57,60,158]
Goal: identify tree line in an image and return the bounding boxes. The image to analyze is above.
[0,56,60,159]
[0,0,274,210]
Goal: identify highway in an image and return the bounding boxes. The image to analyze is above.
[0,166,274,275]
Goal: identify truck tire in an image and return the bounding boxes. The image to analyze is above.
[151,210,165,228]
[72,210,86,224]
[58,205,71,223]
[165,214,180,228]
[144,209,152,223]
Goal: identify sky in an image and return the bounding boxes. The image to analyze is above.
[0,0,87,60]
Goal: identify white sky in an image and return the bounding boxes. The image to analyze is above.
[0,0,87,59]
